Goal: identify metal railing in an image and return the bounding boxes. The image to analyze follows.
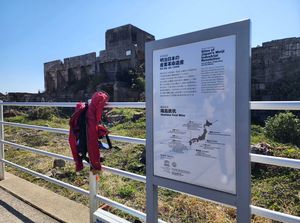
[0,101,299,223]
[0,101,158,223]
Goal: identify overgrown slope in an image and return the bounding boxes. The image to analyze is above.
[3,108,300,222]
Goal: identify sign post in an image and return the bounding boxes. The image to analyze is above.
[146,20,250,222]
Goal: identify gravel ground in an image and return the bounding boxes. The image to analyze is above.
[0,188,60,223]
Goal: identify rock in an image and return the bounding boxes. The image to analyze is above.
[3,109,24,118]
[53,159,66,168]
[140,147,146,165]
[108,114,125,123]
[50,169,68,179]
[251,143,274,156]
[100,204,111,211]
[251,143,274,170]
[132,112,144,122]
[3,109,17,117]
[45,171,53,177]
[55,170,68,179]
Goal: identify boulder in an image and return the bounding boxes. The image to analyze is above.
[53,159,66,168]
[251,143,274,171]
[108,114,125,123]
[132,112,144,122]
[251,143,274,156]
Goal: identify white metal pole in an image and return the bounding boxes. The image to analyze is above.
[0,101,4,180]
[0,101,5,180]
[89,171,98,223]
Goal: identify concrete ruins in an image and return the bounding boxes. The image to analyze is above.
[251,37,300,121]
[3,24,300,111]
[44,24,155,101]
[251,37,300,101]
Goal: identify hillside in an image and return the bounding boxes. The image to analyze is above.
[2,107,300,222]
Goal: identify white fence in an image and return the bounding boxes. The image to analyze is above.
[0,101,299,223]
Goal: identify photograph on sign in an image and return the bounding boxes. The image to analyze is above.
[153,35,236,194]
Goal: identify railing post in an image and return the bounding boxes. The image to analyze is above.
[89,171,98,223]
[0,101,4,180]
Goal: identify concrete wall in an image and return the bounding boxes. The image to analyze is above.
[44,53,97,93]
[44,26,299,104]
[251,37,300,101]
[44,24,155,101]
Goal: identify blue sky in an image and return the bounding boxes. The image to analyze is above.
[0,0,299,94]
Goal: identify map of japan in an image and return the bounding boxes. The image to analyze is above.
[164,119,220,153]
[189,120,216,145]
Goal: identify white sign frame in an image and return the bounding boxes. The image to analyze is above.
[146,20,250,223]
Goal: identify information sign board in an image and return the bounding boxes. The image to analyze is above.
[153,35,236,193]
[146,20,251,223]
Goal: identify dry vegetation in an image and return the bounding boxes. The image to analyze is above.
[3,107,299,222]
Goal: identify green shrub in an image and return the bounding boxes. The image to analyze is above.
[251,124,268,144]
[265,112,300,146]
[133,76,145,92]
[28,107,59,120]
[251,124,264,136]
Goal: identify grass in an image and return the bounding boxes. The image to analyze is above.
[2,109,300,222]
[250,125,300,219]
[252,171,300,214]
[108,108,146,138]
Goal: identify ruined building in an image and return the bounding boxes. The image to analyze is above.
[251,37,300,101]
[4,28,300,123]
[44,24,155,101]
[41,26,300,105]
[251,37,300,122]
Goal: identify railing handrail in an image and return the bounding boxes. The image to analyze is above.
[0,121,146,145]
[0,140,147,182]
[2,100,300,110]
[1,141,299,223]
[0,158,90,195]
[0,158,151,221]
[1,100,300,222]
[250,101,300,110]
[250,153,300,169]
[1,121,299,170]
[0,101,146,108]
[250,205,300,223]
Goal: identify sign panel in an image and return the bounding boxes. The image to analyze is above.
[153,35,236,194]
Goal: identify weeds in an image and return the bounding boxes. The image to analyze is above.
[3,109,300,222]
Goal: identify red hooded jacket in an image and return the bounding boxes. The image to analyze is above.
[69,91,109,171]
